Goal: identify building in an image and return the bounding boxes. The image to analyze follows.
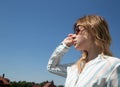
[0,74,10,87]
[44,80,56,87]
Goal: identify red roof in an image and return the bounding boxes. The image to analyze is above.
[44,81,56,87]
[0,76,10,85]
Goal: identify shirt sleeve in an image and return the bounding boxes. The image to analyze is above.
[47,42,72,78]
[107,63,120,87]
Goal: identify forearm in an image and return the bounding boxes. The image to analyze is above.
[47,42,70,77]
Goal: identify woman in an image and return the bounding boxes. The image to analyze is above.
[47,15,120,87]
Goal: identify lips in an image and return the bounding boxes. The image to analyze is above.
[73,41,77,46]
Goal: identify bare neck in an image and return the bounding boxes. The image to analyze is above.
[86,45,102,62]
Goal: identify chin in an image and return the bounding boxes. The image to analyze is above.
[74,45,80,50]
[74,45,84,51]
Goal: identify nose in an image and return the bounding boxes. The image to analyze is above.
[72,34,76,39]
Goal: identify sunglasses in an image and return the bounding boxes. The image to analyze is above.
[74,25,85,34]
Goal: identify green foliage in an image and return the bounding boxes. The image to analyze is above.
[9,80,64,87]
[10,81,33,87]
[57,85,64,87]
[39,81,48,87]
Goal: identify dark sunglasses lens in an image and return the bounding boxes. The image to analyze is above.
[75,26,80,34]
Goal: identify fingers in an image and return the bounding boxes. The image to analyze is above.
[68,33,76,39]
[62,33,76,47]
[68,33,74,37]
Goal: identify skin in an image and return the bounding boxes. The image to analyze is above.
[63,26,101,62]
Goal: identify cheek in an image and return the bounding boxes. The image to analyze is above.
[77,36,85,43]
[76,35,87,48]
[77,34,88,43]
[78,37,87,47]
[76,34,92,50]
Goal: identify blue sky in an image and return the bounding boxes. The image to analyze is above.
[0,0,120,85]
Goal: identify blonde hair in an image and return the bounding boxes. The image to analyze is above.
[74,15,112,73]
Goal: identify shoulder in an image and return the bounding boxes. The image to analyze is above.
[103,55,120,62]
[102,55,120,68]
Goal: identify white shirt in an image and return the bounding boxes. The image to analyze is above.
[47,43,120,87]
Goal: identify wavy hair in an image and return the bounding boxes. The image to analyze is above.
[74,15,112,73]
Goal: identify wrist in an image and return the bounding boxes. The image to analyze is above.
[62,42,71,47]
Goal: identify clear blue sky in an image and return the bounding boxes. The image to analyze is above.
[0,0,120,85]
